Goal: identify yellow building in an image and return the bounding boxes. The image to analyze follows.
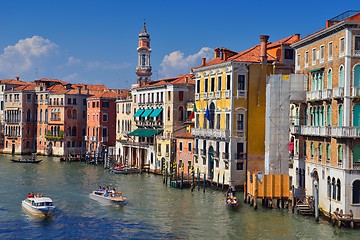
[191,34,299,187]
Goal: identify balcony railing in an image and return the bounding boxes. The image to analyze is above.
[234,152,247,160]
[215,91,221,99]
[333,87,344,98]
[300,126,331,136]
[101,137,108,143]
[306,90,322,101]
[208,92,214,99]
[222,152,229,160]
[237,90,246,98]
[191,128,230,139]
[202,92,208,100]
[331,126,360,138]
[224,90,231,98]
[193,148,198,155]
[321,89,332,99]
[352,86,360,97]
[195,93,199,100]
[290,125,301,134]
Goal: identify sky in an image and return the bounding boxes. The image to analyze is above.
[0,0,358,89]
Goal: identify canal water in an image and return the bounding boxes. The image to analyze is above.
[0,154,359,239]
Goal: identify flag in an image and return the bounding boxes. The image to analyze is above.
[205,105,211,121]
[189,102,197,121]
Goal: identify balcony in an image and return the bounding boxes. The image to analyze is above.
[300,126,331,136]
[333,87,344,98]
[237,90,246,98]
[306,90,322,101]
[200,149,206,156]
[224,90,231,98]
[84,136,88,141]
[352,86,360,97]
[191,128,230,140]
[331,126,360,138]
[202,92,208,100]
[193,148,198,155]
[222,152,229,160]
[235,130,244,138]
[208,92,214,99]
[353,50,360,56]
[234,152,247,160]
[101,137,108,143]
[290,125,301,134]
[321,89,332,99]
[215,91,221,99]
[195,93,200,100]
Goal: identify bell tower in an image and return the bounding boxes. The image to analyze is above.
[136,22,152,85]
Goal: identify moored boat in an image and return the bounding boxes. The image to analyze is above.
[22,196,55,217]
[89,190,126,205]
[11,159,42,163]
[111,166,140,174]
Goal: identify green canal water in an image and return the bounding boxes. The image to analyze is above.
[0,154,359,239]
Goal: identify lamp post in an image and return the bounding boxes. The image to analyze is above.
[314,180,319,222]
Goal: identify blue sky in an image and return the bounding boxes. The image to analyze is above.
[0,0,358,89]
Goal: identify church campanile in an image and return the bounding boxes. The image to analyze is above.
[136,22,152,85]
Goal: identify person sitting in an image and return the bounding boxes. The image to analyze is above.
[98,185,102,192]
[27,193,32,198]
[104,190,109,197]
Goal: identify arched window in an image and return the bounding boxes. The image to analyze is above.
[319,143,323,161]
[354,65,360,87]
[327,105,331,126]
[72,109,77,119]
[338,145,343,165]
[332,177,336,200]
[72,126,77,136]
[117,120,120,133]
[339,66,344,87]
[67,109,72,119]
[44,109,48,123]
[354,104,360,127]
[338,105,343,126]
[327,176,331,198]
[327,68,332,89]
[353,180,360,204]
[178,106,184,121]
[40,109,43,122]
[336,179,341,201]
[311,142,315,160]
[327,143,331,163]
[26,109,31,122]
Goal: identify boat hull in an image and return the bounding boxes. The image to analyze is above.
[89,191,125,205]
[22,200,54,217]
[11,159,42,163]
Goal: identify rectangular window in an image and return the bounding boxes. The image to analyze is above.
[340,37,345,55]
[179,91,184,101]
[237,162,244,170]
[218,76,222,90]
[320,45,324,62]
[102,114,108,122]
[158,144,161,155]
[237,114,244,130]
[196,80,200,93]
[226,114,230,130]
[284,49,294,60]
[328,42,333,60]
[179,142,183,151]
[168,92,171,101]
[204,78,208,92]
[312,48,316,65]
[226,75,231,90]
[166,144,169,155]
[237,75,245,90]
[102,101,109,108]
[68,98,72,104]
[355,36,360,52]
[26,94,31,101]
[188,142,192,152]
[92,102,95,108]
[296,54,300,67]
[211,77,215,92]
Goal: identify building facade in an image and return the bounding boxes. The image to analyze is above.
[290,11,360,219]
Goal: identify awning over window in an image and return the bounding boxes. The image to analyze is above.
[309,67,324,73]
[141,109,153,118]
[128,129,161,137]
[149,108,163,118]
[134,109,145,117]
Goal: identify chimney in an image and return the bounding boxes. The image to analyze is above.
[201,57,206,66]
[185,76,188,84]
[214,48,220,58]
[78,86,81,95]
[295,34,300,41]
[15,76,19,81]
[260,35,270,63]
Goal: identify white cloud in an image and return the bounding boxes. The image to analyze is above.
[159,47,214,78]
[0,36,58,75]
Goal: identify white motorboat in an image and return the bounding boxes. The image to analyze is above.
[89,191,126,205]
[22,196,55,217]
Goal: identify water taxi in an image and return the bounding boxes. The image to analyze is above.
[22,196,55,217]
[89,191,126,205]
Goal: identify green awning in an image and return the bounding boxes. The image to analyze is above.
[134,109,145,117]
[141,109,153,118]
[309,67,324,73]
[149,108,162,118]
[128,129,161,137]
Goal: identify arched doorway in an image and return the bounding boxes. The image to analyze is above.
[312,169,319,197]
[208,146,214,180]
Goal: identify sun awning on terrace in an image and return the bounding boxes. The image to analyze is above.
[128,129,161,137]
[141,109,153,118]
[149,108,162,118]
[133,109,145,117]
